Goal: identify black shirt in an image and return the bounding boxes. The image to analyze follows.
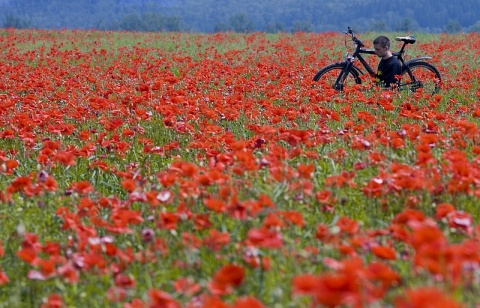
[376,56,402,88]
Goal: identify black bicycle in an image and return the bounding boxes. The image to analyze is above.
[313,27,441,94]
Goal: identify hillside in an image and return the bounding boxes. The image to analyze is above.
[0,0,479,33]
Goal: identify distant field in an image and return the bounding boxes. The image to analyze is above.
[0,29,479,307]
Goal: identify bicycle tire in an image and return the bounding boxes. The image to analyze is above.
[400,61,441,95]
[313,63,362,91]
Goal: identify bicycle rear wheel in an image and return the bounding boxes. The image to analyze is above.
[313,63,362,91]
[400,61,441,95]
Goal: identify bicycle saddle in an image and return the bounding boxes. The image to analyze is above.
[395,36,416,44]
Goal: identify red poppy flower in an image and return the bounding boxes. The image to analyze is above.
[67,181,94,195]
[336,217,359,235]
[173,277,201,297]
[292,274,319,295]
[208,264,245,296]
[232,297,266,308]
[53,150,76,166]
[394,287,462,308]
[204,198,227,213]
[148,289,181,308]
[371,245,397,260]
[246,227,283,249]
[40,293,64,308]
[198,295,228,308]
[0,268,8,286]
[203,229,230,251]
[114,273,135,288]
[434,203,455,219]
[121,179,137,192]
[281,210,305,227]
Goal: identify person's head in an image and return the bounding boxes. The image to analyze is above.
[373,36,391,59]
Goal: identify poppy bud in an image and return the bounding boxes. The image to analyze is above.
[141,228,155,243]
[38,170,49,183]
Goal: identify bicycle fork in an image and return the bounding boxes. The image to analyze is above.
[334,54,355,91]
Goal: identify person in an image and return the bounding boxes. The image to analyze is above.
[373,36,402,88]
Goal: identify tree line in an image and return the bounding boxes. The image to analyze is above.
[1,0,479,33]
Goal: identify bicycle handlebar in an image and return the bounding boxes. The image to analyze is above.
[344,26,364,48]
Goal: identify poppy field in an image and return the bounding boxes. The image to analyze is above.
[0,29,480,307]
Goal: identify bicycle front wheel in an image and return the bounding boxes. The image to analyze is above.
[400,61,441,95]
[313,63,362,91]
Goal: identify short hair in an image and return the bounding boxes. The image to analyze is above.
[373,36,390,48]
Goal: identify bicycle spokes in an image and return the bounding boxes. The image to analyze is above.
[400,62,441,94]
